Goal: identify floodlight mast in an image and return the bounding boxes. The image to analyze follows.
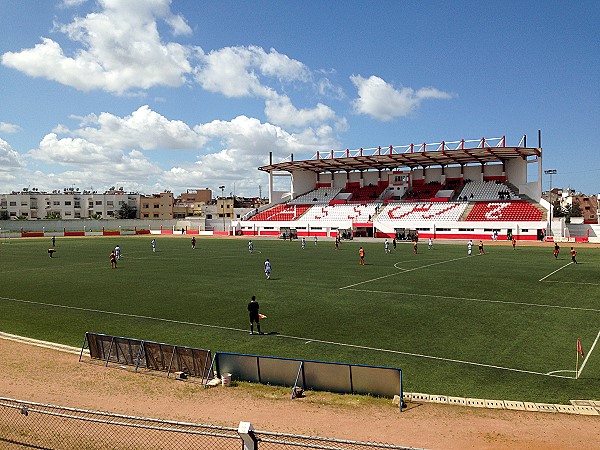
[219,185,225,232]
[544,169,557,237]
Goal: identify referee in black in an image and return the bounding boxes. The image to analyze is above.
[248,295,263,335]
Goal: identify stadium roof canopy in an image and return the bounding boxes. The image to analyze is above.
[259,137,541,173]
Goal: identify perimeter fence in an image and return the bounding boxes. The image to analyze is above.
[0,397,415,450]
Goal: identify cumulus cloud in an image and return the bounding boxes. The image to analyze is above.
[264,95,336,128]
[194,45,310,98]
[22,107,340,196]
[73,105,206,150]
[0,138,25,170]
[0,122,22,134]
[350,75,452,121]
[159,115,340,194]
[1,0,192,93]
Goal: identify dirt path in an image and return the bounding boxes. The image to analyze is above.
[1,338,598,449]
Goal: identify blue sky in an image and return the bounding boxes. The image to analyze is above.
[0,0,598,197]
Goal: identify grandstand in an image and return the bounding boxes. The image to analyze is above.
[234,135,549,241]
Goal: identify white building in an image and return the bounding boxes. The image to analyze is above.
[0,189,141,220]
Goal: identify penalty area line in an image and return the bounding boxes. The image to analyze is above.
[342,288,600,313]
[539,262,572,282]
[340,255,472,290]
[577,330,600,378]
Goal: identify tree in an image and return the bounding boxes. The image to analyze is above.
[569,201,582,217]
[45,211,62,220]
[0,210,9,220]
[552,199,564,218]
[116,202,137,219]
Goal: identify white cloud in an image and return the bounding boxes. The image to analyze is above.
[1,0,192,94]
[0,138,25,169]
[264,95,336,128]
[60,0,88,7]
[0,122,22,134]
[194,46,310,98]
[73,105,206,150]
[159,115,340,194]
[350,75,452,121]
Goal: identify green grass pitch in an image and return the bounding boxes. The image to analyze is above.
[0,235,598,404]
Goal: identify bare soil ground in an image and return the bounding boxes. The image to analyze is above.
[1,339,598,449]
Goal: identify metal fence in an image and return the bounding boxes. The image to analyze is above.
[0,397,416,450]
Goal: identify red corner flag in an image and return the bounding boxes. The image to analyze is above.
[577,338,585,357]
[258,314,267,319]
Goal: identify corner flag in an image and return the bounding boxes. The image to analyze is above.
[577,338,584,357]
[258,314,267,319]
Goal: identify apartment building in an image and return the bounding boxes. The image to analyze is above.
[139,192,174,219]
[0,189,140,219]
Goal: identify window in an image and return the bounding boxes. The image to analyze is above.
[95,200,102,205]
[75,212,81,218]
[53,201,60,206]
[9,212,16,216]
[21,202,28,206]
[143,203,149,209]
[107,201,114,206]
[154,204,160,208]
[153,213,159,218]
[74,202,80,208]
[143,213,149,218]
[64,211,72,216]
[65,201,71,206]
[9,201,16,206]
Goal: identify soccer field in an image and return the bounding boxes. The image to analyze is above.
[0,235,598,404]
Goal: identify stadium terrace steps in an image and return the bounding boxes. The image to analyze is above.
[288,187,342,205]
[378,202,468,223]
[465,201,543,222]
[297,204,379,223]
[249,204,310,221]
[457,180,516,201]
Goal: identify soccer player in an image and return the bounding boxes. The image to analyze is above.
[151,238,156,252]
[247,295,263,335]
[314,235,318,245]
[467,240,473,256]
[51,236,56,247]
[392,238,397,251]
[114,245,121,260]
[428,238,433,250]
[109,250,117,269]
[191,236,196,250]
[384,239,390,254]
[570,247,578,264]
[478,240,485,255]
[553,242,560,259]
[359,247,365,265]
[248,240,254,254]
[301,237,306,249]
[264,259,271,279]
[413,240,418,254]
[511,237,516,250]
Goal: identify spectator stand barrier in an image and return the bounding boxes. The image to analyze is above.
[0,397,413,449]
[80,332,212,384]
[207,352,404,412]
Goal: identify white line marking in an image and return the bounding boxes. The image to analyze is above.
[340,255,472,289]
[539,262,572,282]
[578,330,600,378]
[341,288,600,313]
[546,370,575,376]
[541,280,600,286]
[0,295,573,379]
